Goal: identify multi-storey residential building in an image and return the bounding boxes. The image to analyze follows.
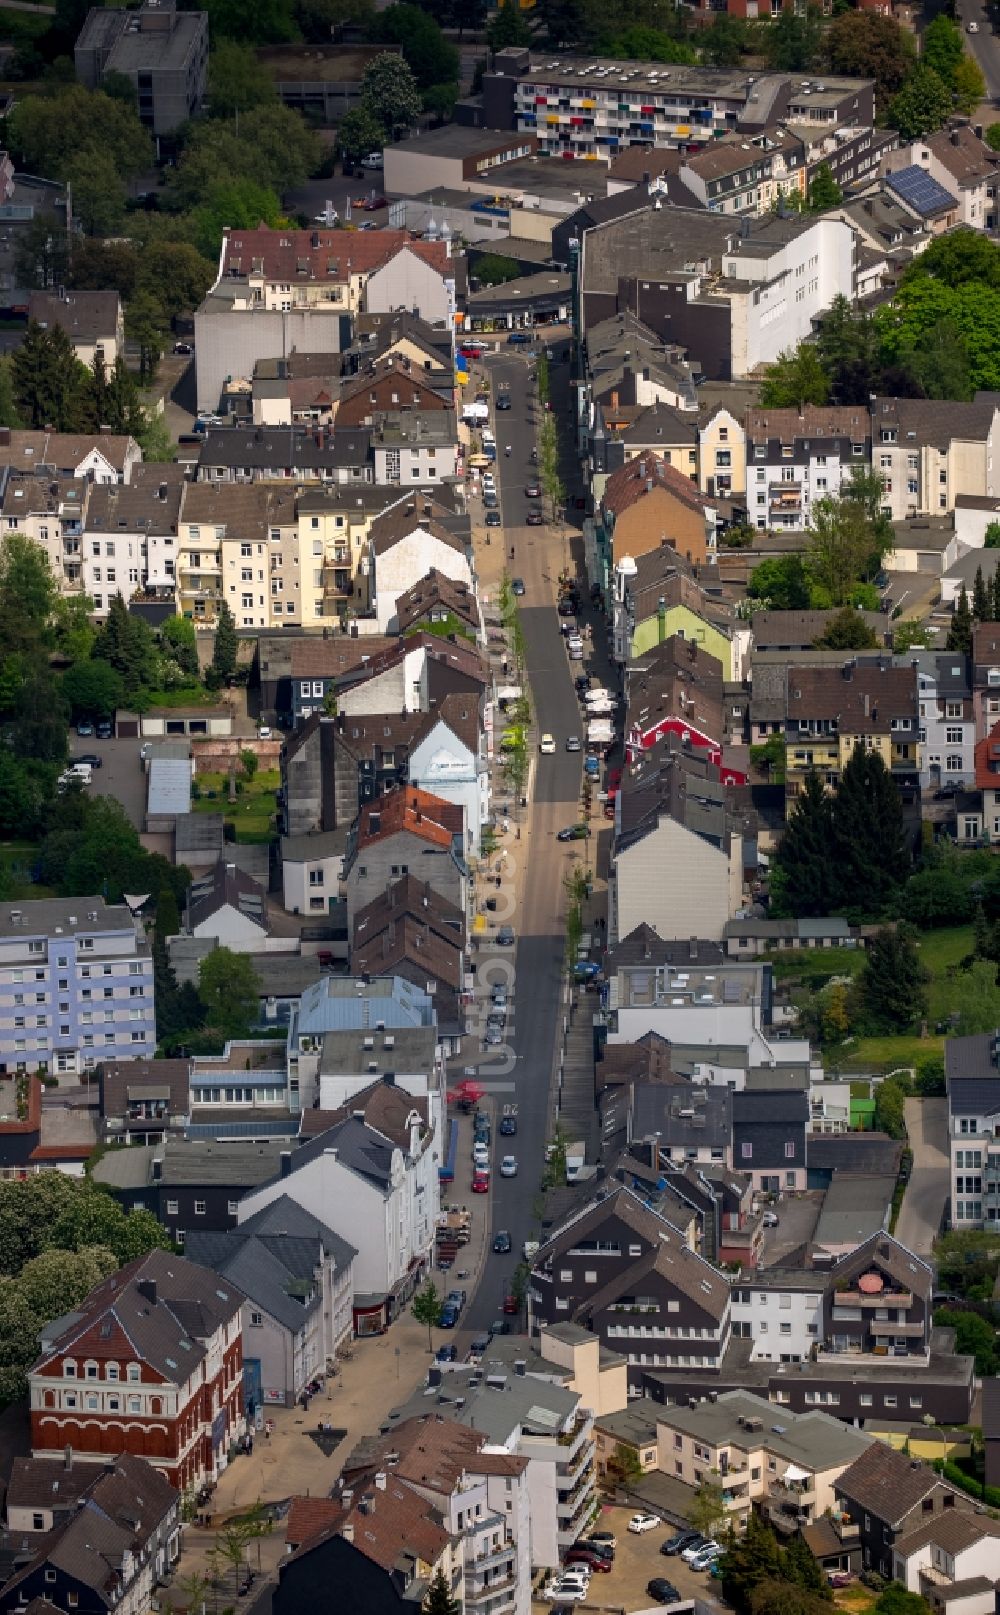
[98,1056,192,1145]
[732,1089,809,1195]
[74,1,208,136]
[655,1389,872,1536]
[342,1415,532,1615]
[294,485,408,627]
[28,289,123,369]
[883,124,1000,233]
[480,51,874,161]
[913,650,974,793]
[0,898,155,1077]
[369,499,473,633]
[745,405,872,532]
[872,397,1000,522]
[820,1232,934,1366]
[678,138,791,216]
[611,547,747,676]
[28,1249,244,1491]
[0,1452,179,1615]
[971,621,1000,740]
[0,428,141,485]
[82,467,187,616]
[783,659,919,801]
[344,786,468,931]
[597,453,718,602]
[372,412,459,487]
[699,404,746,500]
[730,1269,825,1362]
[945,1030,1000,1228]
[0,470,88,597]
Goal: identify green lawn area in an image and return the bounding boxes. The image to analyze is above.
[142,685,218,708]
[771,924,999,1074]
[193,770,279,845]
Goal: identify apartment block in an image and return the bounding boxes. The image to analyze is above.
[0,898,154,1076]
[745,405,872,532]
[945,1030,1000,1227]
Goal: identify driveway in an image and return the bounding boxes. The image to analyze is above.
[759,1192,822,1267]
[896,1096,950,1257]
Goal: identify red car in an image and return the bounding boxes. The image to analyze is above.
[472,1170,490,1194]
[460,343,485,359]
[502,1291,519,1314]
[357,195,387,210]
[565,1551,611,1573]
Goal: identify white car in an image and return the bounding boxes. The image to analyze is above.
[473,1144,490,1168]
[761,1210,780,1228]
[539,733,556,754]
[500,1155,518,1177]
[968,19,979,30]
[257,725,272,740]
[683,1539,721,1563]
[543,1584,587,1603]
[628,1514,660,1535]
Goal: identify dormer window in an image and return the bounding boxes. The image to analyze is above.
[106,1363,119,1382]
[127,1364,140,1383]
[63,1360,76,1378]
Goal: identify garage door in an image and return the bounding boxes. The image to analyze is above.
[116,717,139,738]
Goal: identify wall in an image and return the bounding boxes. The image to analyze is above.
[194,306,348,413]
[614,816,733,942]
[731,1283,823,1361]
[612,486,711,569]
[373,530,473,632]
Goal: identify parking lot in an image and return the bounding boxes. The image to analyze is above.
[530,1505,730,1613]
[66,732,148,831]
[758,1192,822,1267]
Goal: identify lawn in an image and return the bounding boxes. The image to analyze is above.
[142,685,219,708]
[193,770,279,845]
[838,1033,945,1074]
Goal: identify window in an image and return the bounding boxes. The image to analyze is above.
[194,1199,206,1215]
[106,1363,118,1381]
[32,1514,43,1531]
[883,1394,897,1408]
[784,1141,796,1158]
[250,1310,264,1326]
[741,1142,752,1159]
[127,1364,140,1382]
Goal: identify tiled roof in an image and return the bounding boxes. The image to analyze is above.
[368,498,469,558]
[394,569,479,634]
[872,396,997,450]
[221,226,452,285]
[830,1231,932,1299]
[285,1495,342,1548]
[99,1057,191,1120]
[975,719,1000,790]
[29,290,119,342]
[603,449,713,519]
[894,1508,1000,1558]
[583,1231,730,1322]
[0,431,136,473]
[835,1443,952,1526]
[981,1374,1000,1439]
[300,1080,428,1153]
[785,660,917,732]
[356,786,463,851]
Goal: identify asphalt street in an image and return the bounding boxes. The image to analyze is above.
[461,348,596,1333]
[956,0,1000,103]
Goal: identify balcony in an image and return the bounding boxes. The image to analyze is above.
[868,1319,925,1337]
[467,1539,516,1574]
[833,1288,913,1309]
[465,1575,517,1606]
[769,483,803,514]
[770,1475,815,1504]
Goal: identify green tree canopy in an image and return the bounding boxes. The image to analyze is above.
[747,554,811,611]
[759,343,830,408]
[337,104,387,165]
[208,39,279,116]
[487,0,531,47]
[212,599,239,682]
[198,946,262,1036]
[770,771,837,918]
[767,4,823,70]
[61,659,125,720]
[7,84,153,182]
[954,54,987,116]
[12,321,90,431]
[921,13,965,81]
[360,50,423,129]
[831,745,910,915]
[888,62,953,140]
[825,11,913,111]
[813,607,879,649]
[701,13,746,66]
[807,162,842,213]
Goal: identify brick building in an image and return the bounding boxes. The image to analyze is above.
[28,1250,244,1492]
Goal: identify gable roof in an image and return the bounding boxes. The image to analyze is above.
[300,1080,429,1153]
[603,449,715,519]
[785,661,917,732]
[830,1231,932,1299]
[188,860,268,934]
[894,1508,1000,1560]
[221,226,452,285]
[394,569,479,635]
[353,873,464,952]
[28,290,120,342]
[835,1443,960,1526]
[355,787,464,852]
[368,500,469,559]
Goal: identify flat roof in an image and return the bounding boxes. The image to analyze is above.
[393,126,533,158]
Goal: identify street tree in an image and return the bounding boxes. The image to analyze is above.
[198,947,261,1036]
[954,54,987,116]
[921,14,964,82]
[538,413,565,517]
[888,62,953,140]
[208,39,278,116]
[411,1279,442,1350]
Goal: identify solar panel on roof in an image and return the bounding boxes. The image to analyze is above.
[886,164,957,217]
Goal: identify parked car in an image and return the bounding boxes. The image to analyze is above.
[497,925,515,945]
[662,1532,702,1557]
[689,1545,723,1572]
[828,1574,854,1588]
[72,753,103,769]
[585,1532,617,1551]
[629,1514,660,1535]
[526,511,544,526]
[565,735,582,752]
[539,733,556,754]
[502,1289,519,1314]
[484,1026,503,1046]
[483,492,498,509]
[646,1580,681,1605]
[542,1583,586,1603]
[761,1210,780,1228]
[512,577,525,596]
[75,720,94,737]
[683,1539,721,1564]
[485,511,502,527]
[565,1550,610,1573]
[492,1230,512,1253]
[557,824,588,842]
[439,1304,457,1328]
[472,1170,489,1193]
[506,330,532,345]
[584,756,600,777]
[435,1343,457,1362]
[95,719,113,738]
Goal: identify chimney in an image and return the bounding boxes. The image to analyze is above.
[342,1523,354,1542]
[137,1278,157,1307]
[375,1471,387,1490]
[280,1151,292,1177]
[64,1445,73,1472]
[689,936,698,961]
[657,596,667,645]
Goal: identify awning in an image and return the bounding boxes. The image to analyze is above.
[783,1464,810,1483]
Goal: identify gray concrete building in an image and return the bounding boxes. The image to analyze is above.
[75,1,208,139]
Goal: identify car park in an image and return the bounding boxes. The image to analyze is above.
[72,753,103,769]
[75,720,94,737]
[629,1514,661,1535]
[492,1230,511,1253]
[542,1583,586,1603]
[500,1155,518,1177]
[646,1579,682,1605]
[683,1539,720,1564]
[662,1531,702,1557]
[586,1532,616,1550]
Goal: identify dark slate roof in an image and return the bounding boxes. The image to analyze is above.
[806,1133,903,1176]
[184,1231,324,1334]
[732,1089,809,1125]
[188,860,268,934]
[981,1375,1000,1440]
[607,926,724,971]
[99,1057,191,1120]
[630,1081,731,1148]
[835,1443,958,1527]
[830,1231,932,1300]
[946,1031,1000,1115]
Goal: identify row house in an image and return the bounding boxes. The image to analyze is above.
[334,354,453,428]
[744,405,872,532]
[678,138,790,217]
[82,467,187,617]
[611,545,748,677]
[0,469,88,597]
[343,786,468,933]
[368,499,473,633]
[872,397,1000,523]
[352,875,468,1048]
[594,449,719,598]
[28,1249,245,1493]
[624,633,735,763]
[882,123,1000,233]
[294,485,418,628]
[914,650,975,793]
[973,719,1000,844]
[835,1443,975,1581]
[970,620,1000,740]
[945,1029,1000,1228]
[698,404,746,501]
[783,658,920,802]
[0,428,141,485]
[194,424,374,488]
[372,411,459,488]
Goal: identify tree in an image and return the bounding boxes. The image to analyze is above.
[125,289,168,386]
[825,11,913,113]
[66,148,126,238]
[922,14,965,82]
[208,40,278,116]
[893,621,933,653]
[198,947,261,1036]
[831,745,910,914]
[92,594,161,700]
[423,1567,461,1615]
[360,51,423,132]
[985,522,1000,549]
[718,1513,783,1611]
[212,600,239,682]
[813,607,878,649]
[701,14,746,67]
[135,242,216,324]
[954,54,987,116]
[988,124,1000,153]
[7,85,152,183]
[411,1278,442,1350]
[747,554,811,610]
[861,926,930,1032]
[12,320,89,431]
[899,314,973,402]
[934,1306,998,1375]
[0,531,58,654]
[241,748,259,783]
[973,563,991,622]
[806,487,888,608]
[771,771,836,918]
[767,4,823,71]
[337,104,387,166]
[200,0,297,42]
[815,295,882,404]
[782,1534,830,1600]
[610,1441,643,1483]
[189,178,285,261]
[888,63,953,140]
[749,1582,831,1615]
[14,214,70,294]
[538,413,564,519]
[155,885,181,945]
[487,0,531,48]
[61,659,125,720]
[472,253,522,288]
[948,585,974,654]
[160,615,200,680]
[687,1477,726,1539]
[759,344,830,408]
[807,162,842,213]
